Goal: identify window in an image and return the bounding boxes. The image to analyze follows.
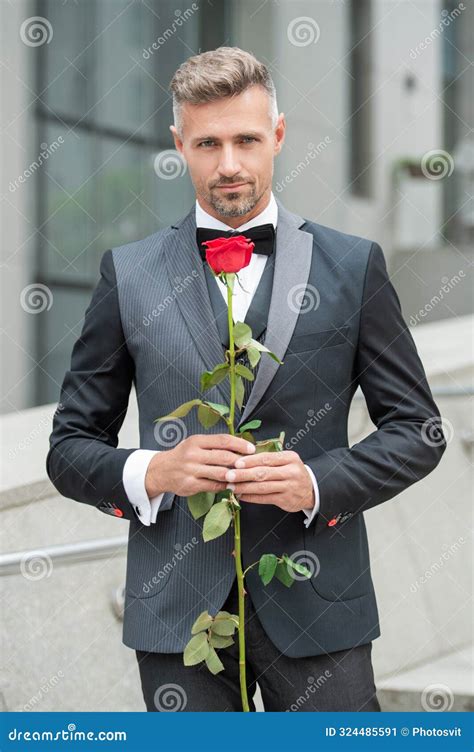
[441,0,471,245]
[348,0,373,198]
[33,0,230,404]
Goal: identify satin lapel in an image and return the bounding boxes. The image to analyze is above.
[242,256,274,344]
[164,200,313,431]
[236,200,314,429]
[164,207,237,417]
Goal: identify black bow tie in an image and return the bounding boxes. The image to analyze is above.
[196,223,275,262]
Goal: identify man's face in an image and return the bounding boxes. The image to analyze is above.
[170,85,285,223]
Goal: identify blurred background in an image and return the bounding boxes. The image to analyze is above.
[0,0,472,712]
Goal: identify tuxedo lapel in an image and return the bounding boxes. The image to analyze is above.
[236,199,314,429]
[241,257,274,344]
[164,198,314,430]
[164,206,237,418]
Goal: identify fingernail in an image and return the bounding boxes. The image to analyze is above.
[235,458,245,468]
[246,443,256,453]
[226,469,237,482]
[226,483,235,491]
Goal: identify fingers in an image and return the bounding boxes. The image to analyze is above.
[235,492,288,505]
[191,480,230,493]
[231,480,290,496]
[232,450,298,469]
[200,448,256,467]
[195,464,235,483]
[225,462,294,484]
[196,434,256,455]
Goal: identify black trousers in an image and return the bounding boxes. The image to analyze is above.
[136,576,381,712]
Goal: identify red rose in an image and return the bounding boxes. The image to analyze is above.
[203,235,255,275]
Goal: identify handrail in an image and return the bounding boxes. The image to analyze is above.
[0,536,128,576]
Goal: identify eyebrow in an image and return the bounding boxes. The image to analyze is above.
[191,131,263,145]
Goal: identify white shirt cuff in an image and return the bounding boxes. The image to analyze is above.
[122,450,164,526]
[302,464,320,527]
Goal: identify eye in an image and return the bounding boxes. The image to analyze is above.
[197,137,258,147]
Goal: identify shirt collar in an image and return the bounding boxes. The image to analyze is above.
[195,191,278,232]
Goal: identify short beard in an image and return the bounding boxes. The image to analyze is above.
[206,183,260,218]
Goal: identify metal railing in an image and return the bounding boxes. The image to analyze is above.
[0,536,127,576]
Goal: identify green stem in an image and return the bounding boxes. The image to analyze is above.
[243,556,284,580]
[226,276,249,713]
[233,505,249,712]
[242,562,258,580]
[242,560,262,579]
[227,279,236,432]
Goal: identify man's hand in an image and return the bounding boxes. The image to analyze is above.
[145,433,256,499]
[224,450,315,514]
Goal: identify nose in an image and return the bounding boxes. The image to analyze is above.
[217,144,241,179]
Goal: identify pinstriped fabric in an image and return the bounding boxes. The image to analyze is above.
[236,329,266,410]
[109,200,383,657]
[110,203,317,655]
[112,221,241,653]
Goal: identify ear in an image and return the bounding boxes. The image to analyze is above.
[274,113,286,156]
[169,124,183,154]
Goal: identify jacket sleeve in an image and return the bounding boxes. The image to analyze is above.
[305,241,447,535]
[46,249,141,521]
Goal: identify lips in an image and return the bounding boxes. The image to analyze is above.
[217,183,247,191]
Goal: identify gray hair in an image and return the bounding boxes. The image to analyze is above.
[169,46,278,140]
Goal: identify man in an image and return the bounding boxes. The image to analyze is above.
[46,47,446,712]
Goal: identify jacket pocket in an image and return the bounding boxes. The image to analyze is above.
[302,512,371,602]
[125,500,180,598]
[288,326,350,354]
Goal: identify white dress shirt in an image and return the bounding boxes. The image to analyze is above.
[123,192,320,527]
